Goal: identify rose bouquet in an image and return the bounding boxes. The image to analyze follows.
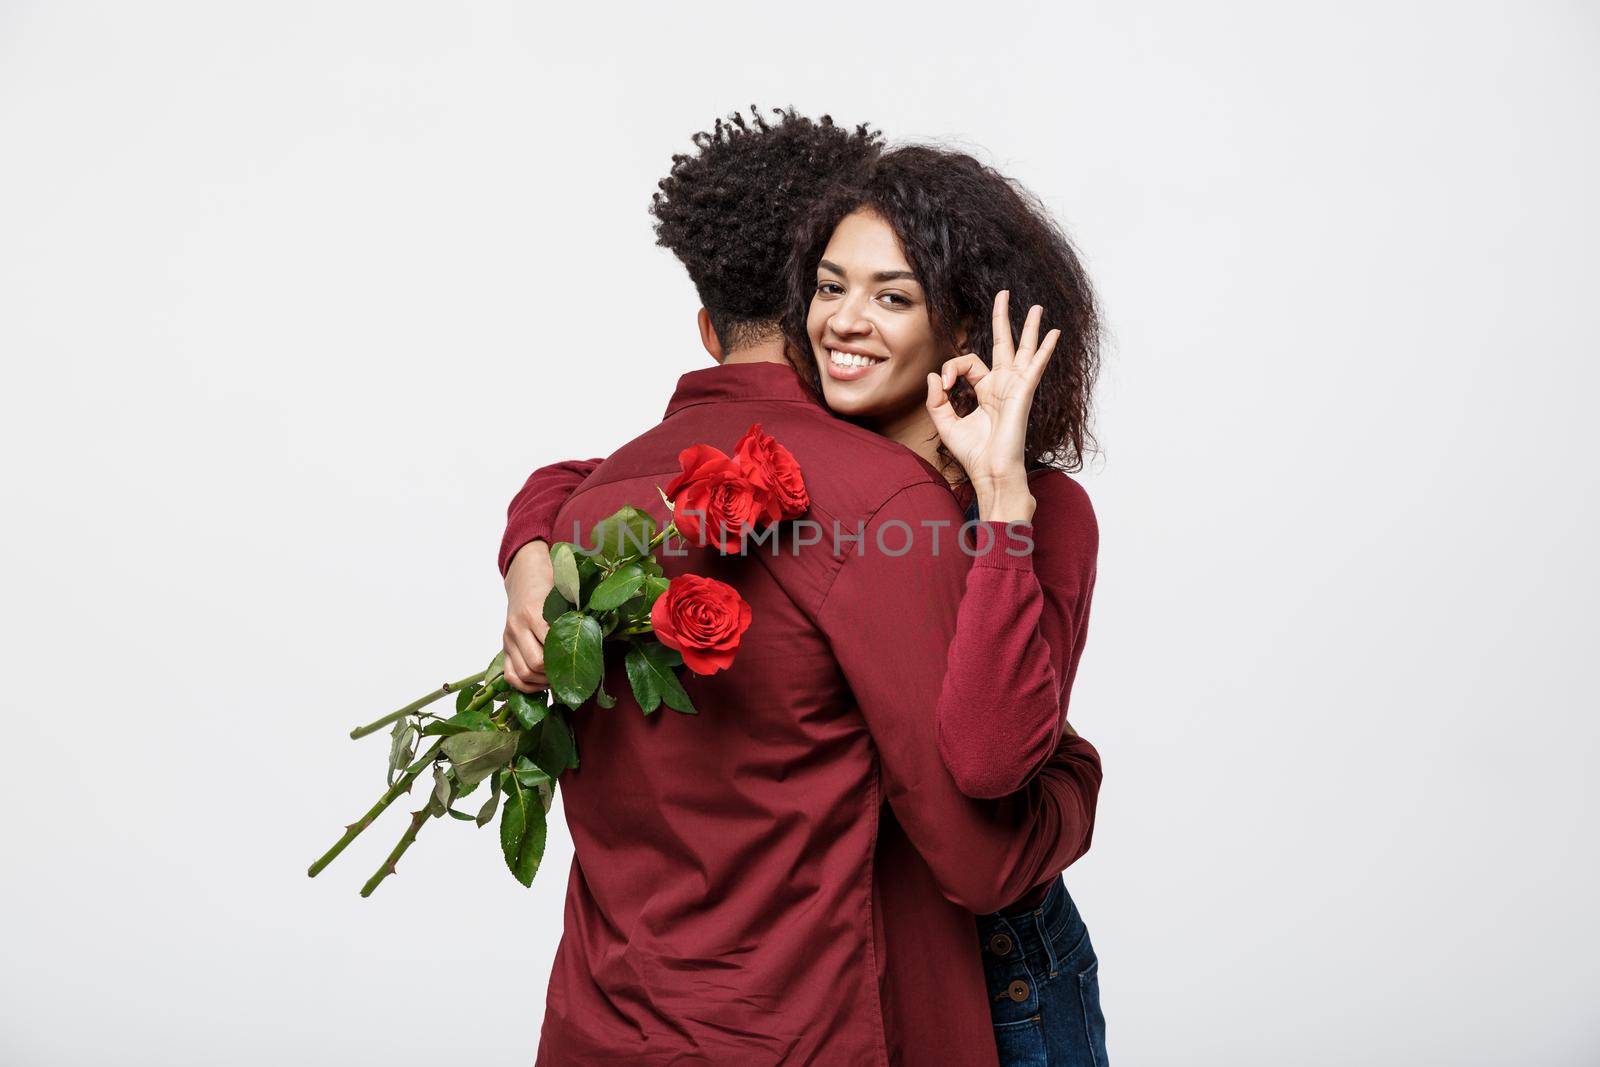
[308,424,808,896]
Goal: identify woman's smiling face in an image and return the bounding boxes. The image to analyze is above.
[806,208,945,424]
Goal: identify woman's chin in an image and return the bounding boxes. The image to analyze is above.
[819,381,877,417]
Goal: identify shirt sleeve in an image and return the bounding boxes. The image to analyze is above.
[936,472,1099,798]
[817,480,1102,915]
[497,458,604,576]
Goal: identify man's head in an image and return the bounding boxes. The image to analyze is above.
[650,106,883,359]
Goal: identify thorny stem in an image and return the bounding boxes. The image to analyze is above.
[349,672,486,739]
[307,740,444,878]
[360,805,432,897]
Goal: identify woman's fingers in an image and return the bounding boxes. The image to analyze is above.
[940,352,989,390]
[925,372,960,435]
[1023,328,1062,385]
[990,290,1015,368]
[1014,303,1044,366]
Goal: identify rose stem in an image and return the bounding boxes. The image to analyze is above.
[359,806,432,897]
[307,740,444,878]
[349,672,486,740]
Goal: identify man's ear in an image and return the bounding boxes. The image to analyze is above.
[697,308,725,364]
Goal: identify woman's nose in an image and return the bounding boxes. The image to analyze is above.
[830,298,872,337]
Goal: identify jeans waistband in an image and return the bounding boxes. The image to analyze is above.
[974,874,1075,961]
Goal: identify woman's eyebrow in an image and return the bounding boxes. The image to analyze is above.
[818,259,919,283]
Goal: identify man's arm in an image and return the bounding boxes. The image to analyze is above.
[817,480,1101,914]
[499,458,602,692]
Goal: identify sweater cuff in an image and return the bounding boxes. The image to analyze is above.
[498,519,553,577]
[969,520,1036,572]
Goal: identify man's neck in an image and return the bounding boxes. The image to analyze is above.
[721,337,789,366]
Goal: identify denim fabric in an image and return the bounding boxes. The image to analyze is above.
[975,874,1109,1067]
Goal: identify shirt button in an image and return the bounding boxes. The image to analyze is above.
[1007,979,1030,1002]
[988,933,1013,957]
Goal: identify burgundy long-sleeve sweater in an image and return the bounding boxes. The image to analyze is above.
[499,450,1098,805]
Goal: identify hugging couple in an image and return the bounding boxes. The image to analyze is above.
[496,106,1107,1066]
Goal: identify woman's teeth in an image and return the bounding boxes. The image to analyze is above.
[829,349,883,369]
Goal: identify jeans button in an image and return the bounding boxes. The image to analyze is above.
[1007,979,1030,1003]
[988,933,1013,957]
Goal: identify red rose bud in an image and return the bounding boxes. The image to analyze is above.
[733,423,810,519]
[649,573,753,675]
[664,442,778,552]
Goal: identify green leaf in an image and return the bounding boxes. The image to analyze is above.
[577,555,602,607]
[500,776,548,888]
[506,688,550,731]
[387,720,417,786]
[543,587,572,625]
[514,756,552,790]
[641,575,671,607]
[658,667,696,715]
[431,764,453,815]
[500,778,524,869]
[534,712,579,776]
[594,684,616,709]
[550,542,582,606]
[441,729,520,788]
[587,563,648,612]
[545,611,604,709]
[484,650,505,684]
[638,556,665,578]
[590,505,657,563]
[445,808,477,822]
[624,644,662,714]
[626,641,691,715]
[476,773,502,827]
[420,708,495,736]
[454,683,483,714]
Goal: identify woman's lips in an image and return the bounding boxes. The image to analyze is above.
[824,347,886,382]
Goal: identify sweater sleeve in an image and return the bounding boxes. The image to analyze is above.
[497,457,604,577]
[936,471,1099,798]
[819,480,1101,914]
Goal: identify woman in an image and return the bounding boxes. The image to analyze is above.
[784,144,1108,1067]
[502,144,1108,1066]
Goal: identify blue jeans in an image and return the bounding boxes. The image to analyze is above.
[975,874,1109,1067]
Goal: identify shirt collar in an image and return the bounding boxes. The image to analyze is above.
[664,361,823,419]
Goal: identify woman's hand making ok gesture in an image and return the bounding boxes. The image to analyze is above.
[924,290,1059,523]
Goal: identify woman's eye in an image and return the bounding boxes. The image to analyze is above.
[815,281,843,296]
[880,293,911,308]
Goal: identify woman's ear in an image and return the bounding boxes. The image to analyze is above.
[697,307,726,364]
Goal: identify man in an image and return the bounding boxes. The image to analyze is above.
[502,108,1101,1065]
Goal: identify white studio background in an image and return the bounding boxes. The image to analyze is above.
[2,2,1596,1064]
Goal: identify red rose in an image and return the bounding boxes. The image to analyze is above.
[650,573,753,675]
[664,443,778,552]
[733,423,810,518]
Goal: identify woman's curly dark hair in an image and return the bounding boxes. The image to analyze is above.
[782,145,1101,473]
[651,106,884,352]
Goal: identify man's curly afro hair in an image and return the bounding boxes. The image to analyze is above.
[651,105,883,352]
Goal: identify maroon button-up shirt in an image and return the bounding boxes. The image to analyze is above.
[531,362,1101,1066]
